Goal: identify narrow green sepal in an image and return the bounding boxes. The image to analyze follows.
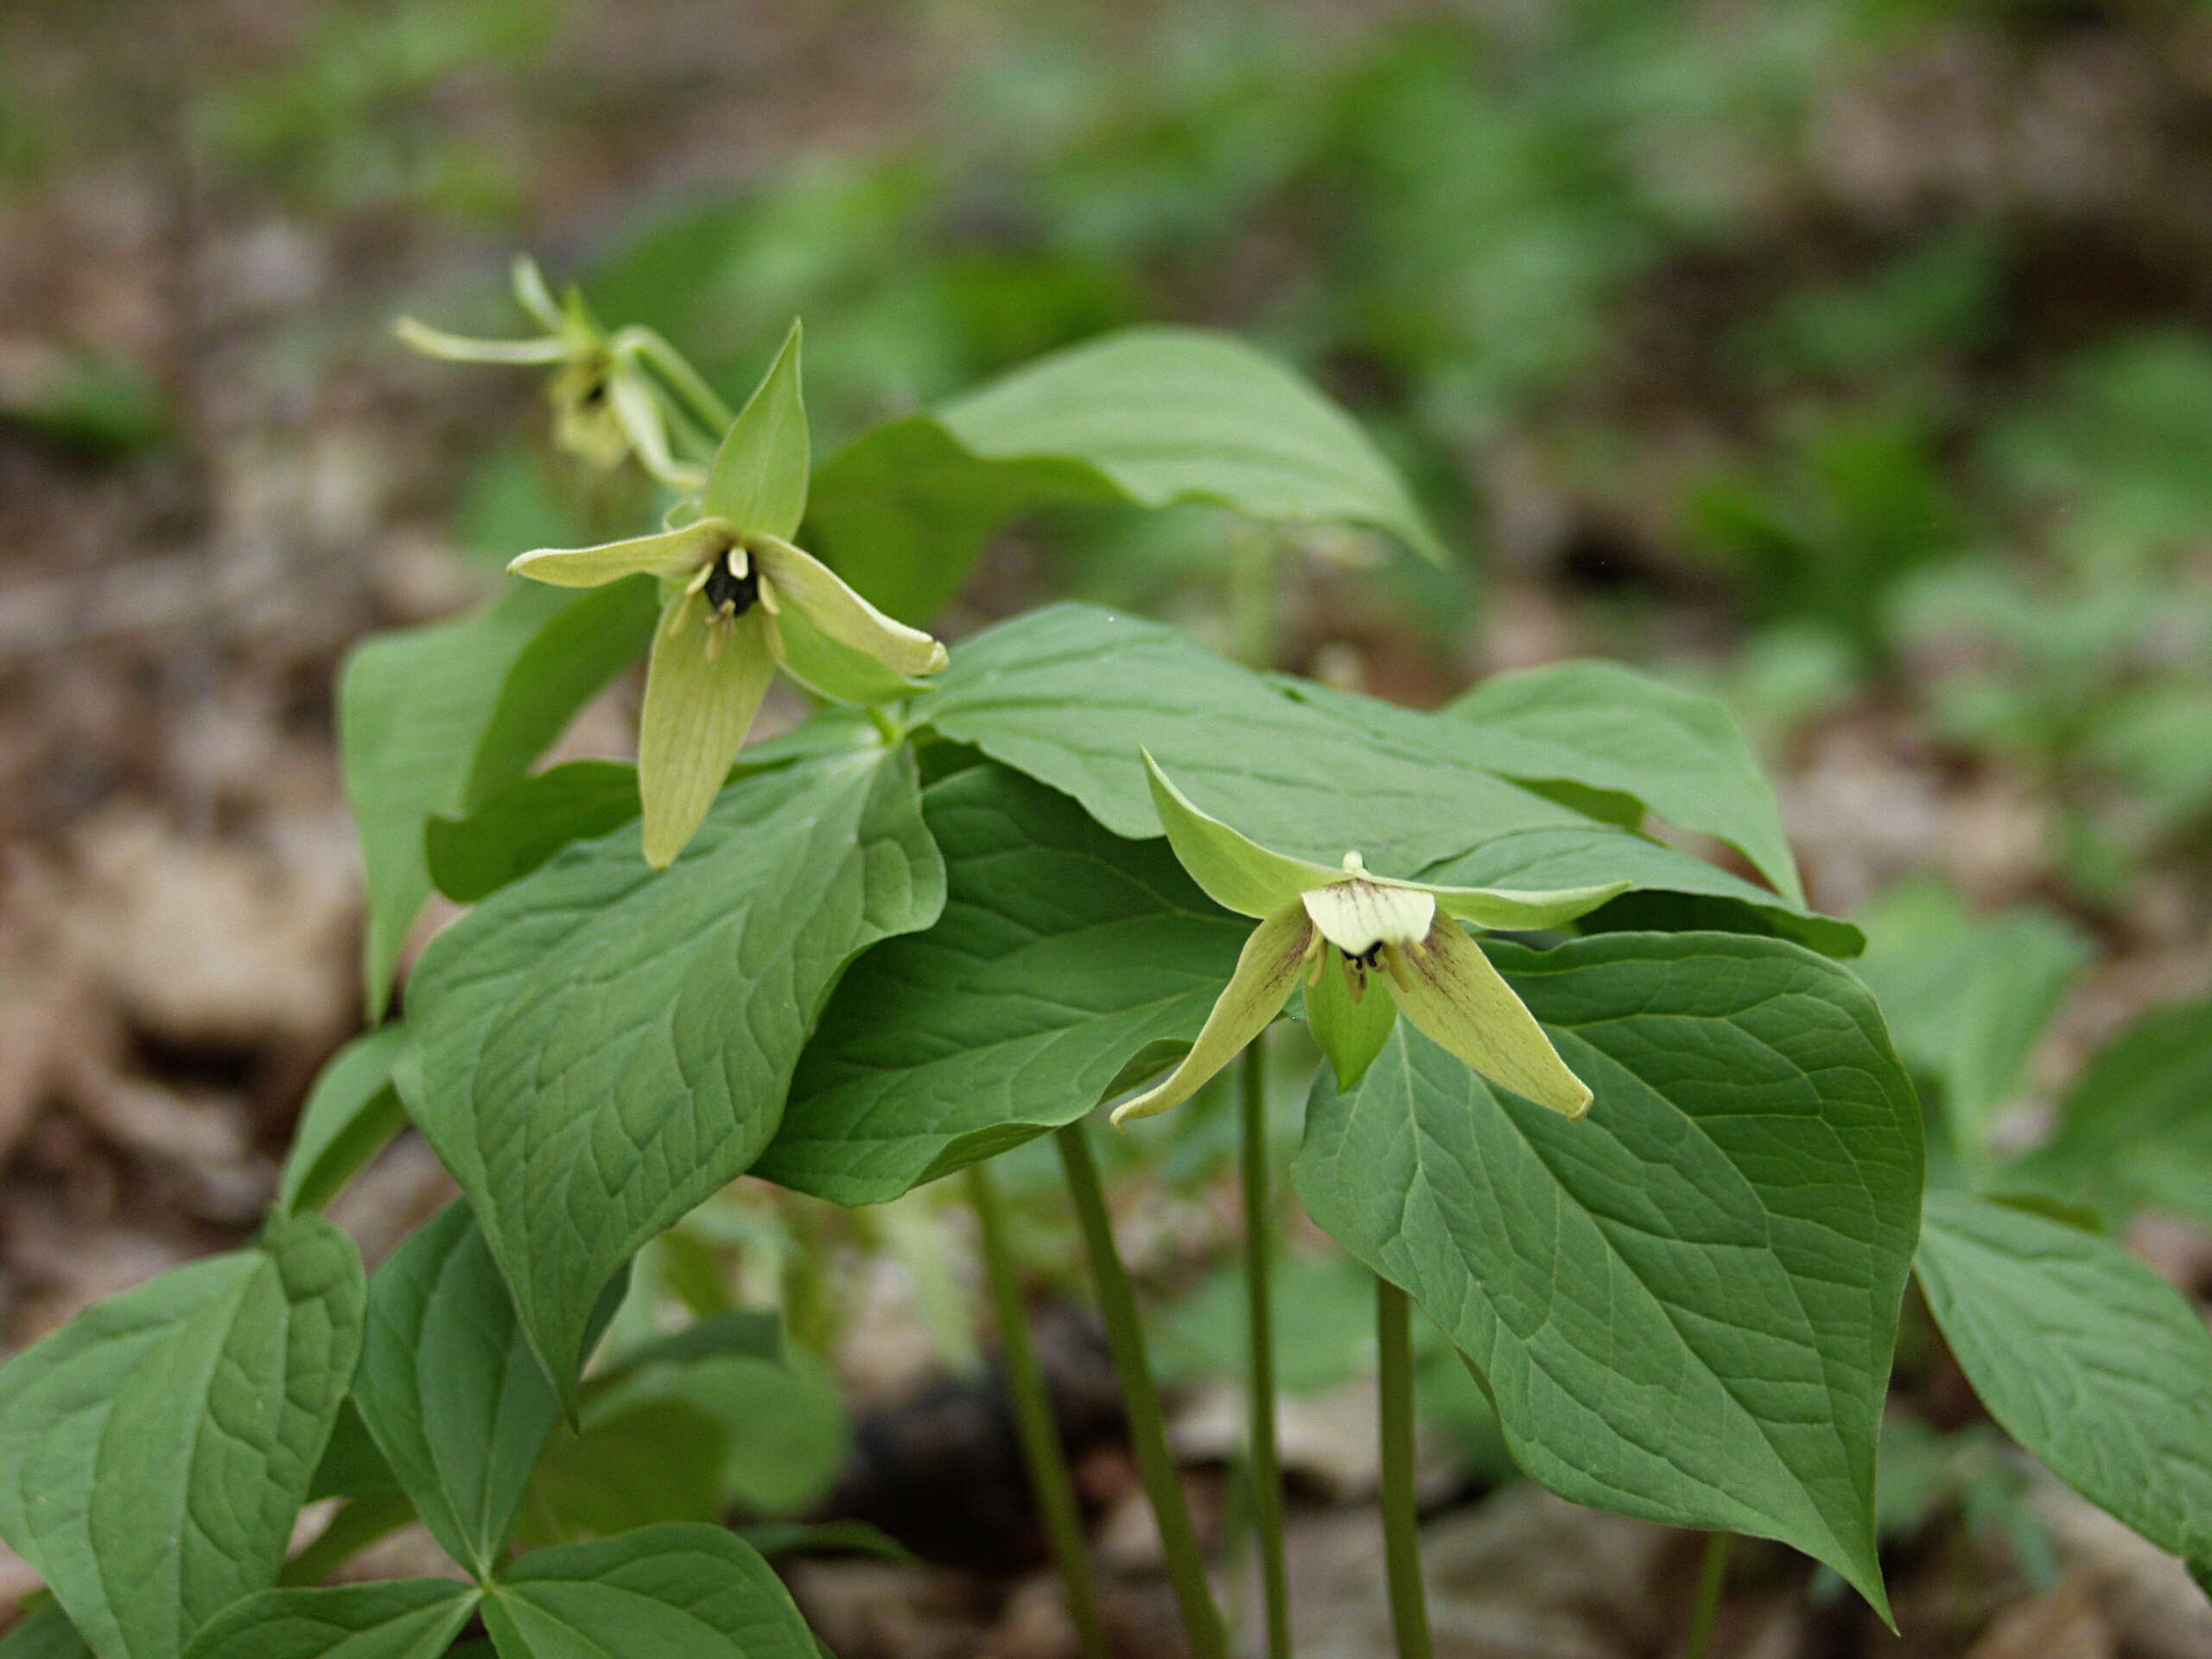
[1141,751,1338,918]
[1112,906,1311,1124]
[705,320,809,539]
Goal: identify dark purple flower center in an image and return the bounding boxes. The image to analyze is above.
[703,550,760,616]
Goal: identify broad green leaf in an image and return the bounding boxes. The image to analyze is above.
[574,1351,848,1521]
[278,1493,415,1588]
[481,1525,816,1659]
[808,327,1441,621]
[1158,1249,1382,1397]
[426,762,643,904]
[1852,879,2089,1155]
[737,1521,912,1562]
[909,606,1591,870]
[0,1605,89,1659]
[353,1203,564,1577]
[279,1027,409,1217]
[0,1217,366,1659]
[1296,933,1922,1614]
[524,1401,728,1541]
[308,1404,397,1500]
[690,1352,849,1518]
[909,606,1854,952]
[421,717,889,908]
[396,749,944,1406]
[1434,660,1802,904]
[804,417,1096,626]
[180,1581,477,1659]
[2012,997,2212,1221]
[755,764,1247,1204]
[588,1310,781,1389]
[340,576,659,1017]
[1916,1192,2212,1560]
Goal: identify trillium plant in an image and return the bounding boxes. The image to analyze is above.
[6,256,2210,1659]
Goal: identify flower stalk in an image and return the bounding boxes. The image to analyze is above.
[1241,1039,1293,1659]
[1057,1122,1228,1659]
[1681,1532,1733,1659]
[966,1162,1110,1659]
[1376,1277,1434,1659]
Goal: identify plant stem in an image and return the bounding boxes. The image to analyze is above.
[1057,1122,1229,1659]
[1376,1278,1433,1659]
[1241,1042,1293,1659]
[966,1162,1111,1659]
[614,324,737,434]
[1681,1532,1733,1659]
[1229,524,1278,671]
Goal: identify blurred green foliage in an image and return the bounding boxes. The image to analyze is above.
[5,0,2209,906]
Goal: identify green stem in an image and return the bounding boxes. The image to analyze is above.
[1057,1122,1228,1659]
[613,324,737,435]
[1229,524,1278,671]
[1376,1278,1433,1659]
[1242,1042,1293,1659]
[966,1163,1111,1659]
[1681,1532,1732,1659]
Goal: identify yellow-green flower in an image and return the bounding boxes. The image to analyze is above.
[396,256,709,486]
[508,321,948,868]
[1115,753,1630,1124]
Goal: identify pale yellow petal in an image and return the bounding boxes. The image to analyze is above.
[511,255,565,332]
[1300,879,1436,958]
[608,369,698,489]
[1428,880,1631,930]
[637,602,778,868]
[753,536,948,677]
[1111,907,1313,1125]
[508,521,732,589]
[392,317,567,365]
[1388,922,1592,1117]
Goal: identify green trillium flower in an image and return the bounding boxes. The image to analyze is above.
[396,256,714,487]
[1115,753,1632,1125]
[508,321,949,868]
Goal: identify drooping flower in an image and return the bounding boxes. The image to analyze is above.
[396,256,707,486]
[508,321,948,868]
[1114,753,1630,1124]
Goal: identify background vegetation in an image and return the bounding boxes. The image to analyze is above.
[4,1,2212,1653]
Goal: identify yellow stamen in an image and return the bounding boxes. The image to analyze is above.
[1383,944,1414,995]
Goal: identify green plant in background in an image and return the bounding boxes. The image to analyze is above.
[4,245,2212,1659]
